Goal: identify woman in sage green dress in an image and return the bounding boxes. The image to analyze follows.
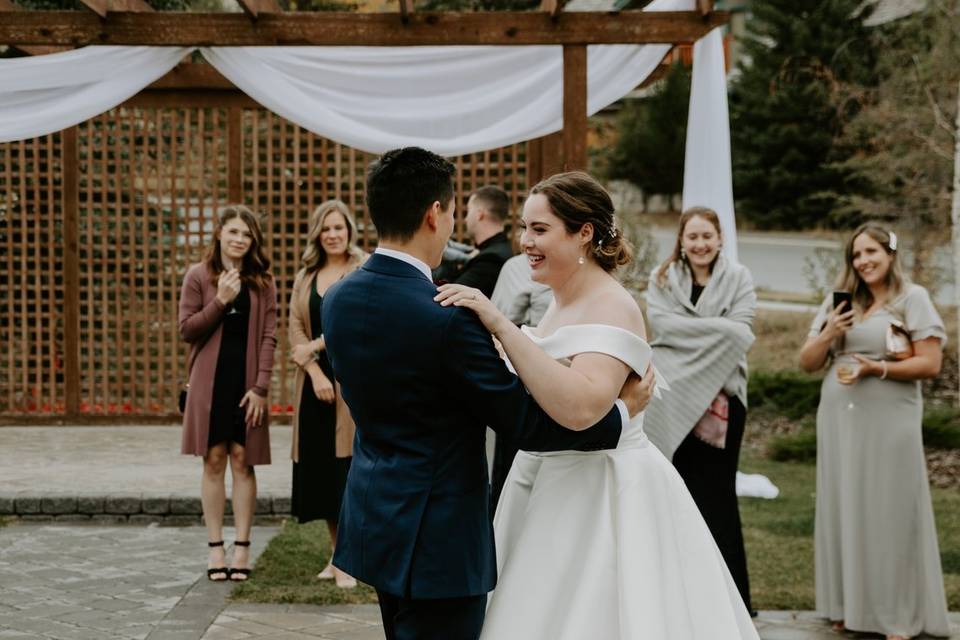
[799,223,950,640]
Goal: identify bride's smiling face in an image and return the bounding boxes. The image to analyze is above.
[519,193,587,286]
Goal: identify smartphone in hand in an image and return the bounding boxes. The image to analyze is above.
[832,291,852,311]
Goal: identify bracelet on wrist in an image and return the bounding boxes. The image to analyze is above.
[880,360,888,380]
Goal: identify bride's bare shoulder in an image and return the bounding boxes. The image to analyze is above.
[578,284,646,338]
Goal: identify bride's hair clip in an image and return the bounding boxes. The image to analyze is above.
[887,230,898,252]
[597,219,618,250]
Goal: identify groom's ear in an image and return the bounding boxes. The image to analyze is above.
[422,201,442,232]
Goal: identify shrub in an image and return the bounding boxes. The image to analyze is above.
[922,406,960,450]
[767,428,818,463]
[750,370,821,421]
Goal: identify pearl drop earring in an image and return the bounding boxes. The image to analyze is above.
[578,256,585,265]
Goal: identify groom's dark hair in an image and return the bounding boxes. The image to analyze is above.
[366,147,456,242]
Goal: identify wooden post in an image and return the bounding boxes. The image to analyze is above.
[62,126,81,417]
[951,79,960,405]
[562,44,587,171]
[228,106,243,203]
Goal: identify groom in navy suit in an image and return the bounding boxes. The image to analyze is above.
[322,147,648,640]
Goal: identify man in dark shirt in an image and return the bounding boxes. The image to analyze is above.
[452,185,514,297]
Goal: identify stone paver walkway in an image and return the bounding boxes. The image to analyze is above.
[0,426,292,496]
[1,523,958,639]
[0,525,272,640]
[203,604,382,640]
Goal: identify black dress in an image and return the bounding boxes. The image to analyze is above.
[671,280,753,612]
[208,287,250,448]
[291,274,352,523]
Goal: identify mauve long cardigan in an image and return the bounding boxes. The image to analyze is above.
[178,262,278,465]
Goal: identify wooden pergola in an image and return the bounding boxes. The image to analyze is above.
[1,0,727,422]
[1,0,726,172]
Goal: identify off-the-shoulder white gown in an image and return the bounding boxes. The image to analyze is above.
[480,324,759,640]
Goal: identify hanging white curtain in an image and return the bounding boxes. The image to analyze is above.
[682,28,738,261]
[202,43,671,157]
[0,46,190,143]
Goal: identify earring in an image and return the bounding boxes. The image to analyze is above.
[578,256,585,265]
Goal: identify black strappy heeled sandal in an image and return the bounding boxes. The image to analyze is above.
[207,541,228,582]
[228,540,252,582]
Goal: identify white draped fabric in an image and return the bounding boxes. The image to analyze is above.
[201,43,670,157]
[682,28,738,260]
[0,46,190,143]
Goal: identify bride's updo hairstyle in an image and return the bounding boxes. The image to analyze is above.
[529,171,633,272]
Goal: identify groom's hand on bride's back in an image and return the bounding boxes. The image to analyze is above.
[619,366,655,418]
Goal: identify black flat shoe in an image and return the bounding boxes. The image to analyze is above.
[207,540,228,582]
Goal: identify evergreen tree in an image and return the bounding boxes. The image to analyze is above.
[729,0,878,229]
[838,0,959,284]
[603,62,691,204]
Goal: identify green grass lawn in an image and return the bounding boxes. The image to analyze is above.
[230,520,378,605]
[740,447,960,610]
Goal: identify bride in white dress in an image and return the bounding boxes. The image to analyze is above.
[436,172,758,640]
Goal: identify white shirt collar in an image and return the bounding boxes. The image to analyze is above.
[374,247,433,281]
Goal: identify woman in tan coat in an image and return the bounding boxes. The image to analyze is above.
[289,200,366,588]
[179,205,277,582]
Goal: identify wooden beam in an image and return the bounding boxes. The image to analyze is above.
[0,10,730,46]
[236,0,282,19]
[62,126,81,418]
[78,0,109,18]
[0,0,68,54]
[561,44,587,171]
[539,0,567,18]
[147,62,236,90]
[125,90,259,109]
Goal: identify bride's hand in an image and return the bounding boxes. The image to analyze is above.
[435,284,511,336]
[619,365,656,418]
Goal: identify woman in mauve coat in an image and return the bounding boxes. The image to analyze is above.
[179,204,277,582]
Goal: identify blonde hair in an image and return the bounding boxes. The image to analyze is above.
[655,207,721,287]
[301,200,365,273]
[836,222,907,313]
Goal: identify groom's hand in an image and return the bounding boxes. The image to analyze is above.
[619,366,655,418]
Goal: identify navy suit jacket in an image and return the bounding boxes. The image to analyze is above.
[322,253,623,599]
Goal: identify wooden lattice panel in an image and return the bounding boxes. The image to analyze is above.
[1,103,530,420]
[76,107,228,415]
[451,145,528,244]
[0,135,66,415]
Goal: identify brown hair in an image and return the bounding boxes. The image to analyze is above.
[301,199,365,274]
[836,222,906,313]
[203,204,272,290]
[470,185,510,223]
[655,207,722,287]
[529,171,632,272]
